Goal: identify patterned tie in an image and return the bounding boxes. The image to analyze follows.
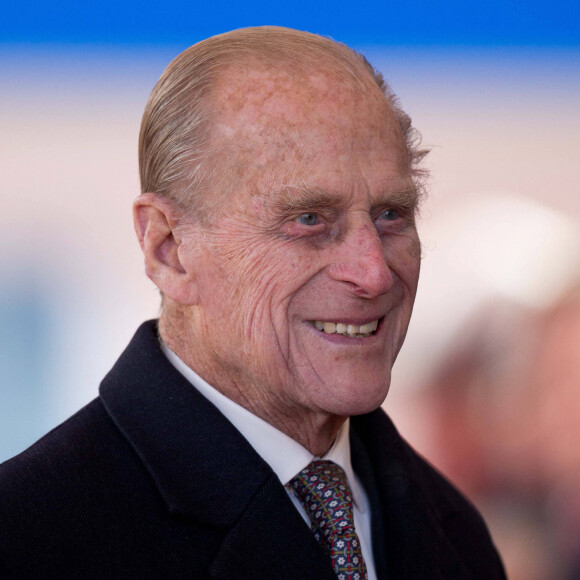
[290,460,368,580]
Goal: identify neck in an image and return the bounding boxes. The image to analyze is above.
[159,310,346,456]
[249,406,346,457]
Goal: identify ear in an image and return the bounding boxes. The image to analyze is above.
[133,193,199,305]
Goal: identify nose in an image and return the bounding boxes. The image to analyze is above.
[328,221,394,299]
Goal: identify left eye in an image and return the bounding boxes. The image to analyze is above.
[296,213,319,226]
[379,209,399,221]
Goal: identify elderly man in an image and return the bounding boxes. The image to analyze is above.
[0,27,505,579]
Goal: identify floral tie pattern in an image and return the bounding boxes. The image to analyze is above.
[290,460,368,580]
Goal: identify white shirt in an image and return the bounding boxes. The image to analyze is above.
[162,343,378,580]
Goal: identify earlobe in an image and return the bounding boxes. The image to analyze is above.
[133,193,200,305]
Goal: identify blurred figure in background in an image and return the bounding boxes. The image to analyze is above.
[418,283,580,580]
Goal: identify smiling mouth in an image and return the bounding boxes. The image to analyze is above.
[309,319,380,338]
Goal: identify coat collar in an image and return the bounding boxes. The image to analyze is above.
[351,412,474,579]
[99,320,273,527]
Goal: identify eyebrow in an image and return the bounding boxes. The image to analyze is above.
[382,188,420,212]
[266,185,339,214]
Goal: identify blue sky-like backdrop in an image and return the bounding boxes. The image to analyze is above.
[1,0,579,47]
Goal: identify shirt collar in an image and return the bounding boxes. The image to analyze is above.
[161,343,366,511]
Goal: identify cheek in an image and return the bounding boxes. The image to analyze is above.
[204,236,314,337]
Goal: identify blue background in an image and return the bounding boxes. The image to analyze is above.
[2,0,579,47]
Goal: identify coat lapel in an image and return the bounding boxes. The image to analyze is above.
[99,321,335,579]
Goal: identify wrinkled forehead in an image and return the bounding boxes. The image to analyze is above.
[212,63,394,141]
[213,65,403,168]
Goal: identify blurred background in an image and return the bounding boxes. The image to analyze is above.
[1,1,579,578]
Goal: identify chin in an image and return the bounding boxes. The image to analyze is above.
[324,397,387,419]
[317,375,391,418]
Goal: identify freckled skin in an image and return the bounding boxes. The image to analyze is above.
[164,64,421,455]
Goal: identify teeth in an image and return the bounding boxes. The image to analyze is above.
[360,320,378,334]
[323,322,336,334]
[311,319,379,337]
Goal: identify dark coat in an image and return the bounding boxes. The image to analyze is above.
[0,321,505,579]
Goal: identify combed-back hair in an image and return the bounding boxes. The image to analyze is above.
[139,26,428,219]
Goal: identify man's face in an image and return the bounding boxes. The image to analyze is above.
[177,67,421,423]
